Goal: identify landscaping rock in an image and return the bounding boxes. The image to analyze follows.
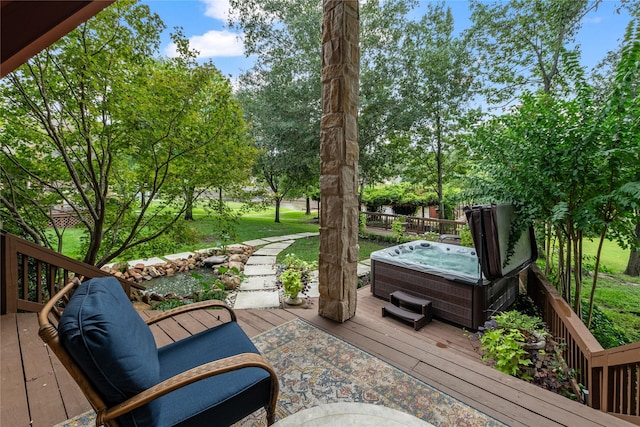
[228,261,245,271]
[202,255,226,267]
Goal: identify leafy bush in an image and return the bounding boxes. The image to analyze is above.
[474,311,547,379]
[361,183,438,214]
[459,225,474,247]
[582,302,631,349]
[391,217,406,242]
[359,212,367,235]
[479,328,533,378]
[153,296,189,310]
[280,268,304,298]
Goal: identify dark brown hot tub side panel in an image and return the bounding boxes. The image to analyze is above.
[371,259,518,329]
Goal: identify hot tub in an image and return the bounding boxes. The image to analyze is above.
[370,240,518,329]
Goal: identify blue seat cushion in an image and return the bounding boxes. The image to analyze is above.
[155,321,272,427]
[58,276,160,427]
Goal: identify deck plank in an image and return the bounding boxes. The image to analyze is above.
[1,314,30,427]
[1,294,635,427]
[295,291,633,427]
[17,313,68,426]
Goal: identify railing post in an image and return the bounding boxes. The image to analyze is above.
[1,231,19,314]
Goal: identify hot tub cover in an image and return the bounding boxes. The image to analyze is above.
[464,204,537,281]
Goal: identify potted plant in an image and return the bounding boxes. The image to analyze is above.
[276,253,317,305]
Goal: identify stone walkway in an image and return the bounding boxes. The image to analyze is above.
[233,232,371,309]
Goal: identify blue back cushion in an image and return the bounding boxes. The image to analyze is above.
[58,276,160,426]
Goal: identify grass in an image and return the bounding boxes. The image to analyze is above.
[586,272,640,343]
[276,235,391,264]
[580,237,629,272]
[544,238,640,344]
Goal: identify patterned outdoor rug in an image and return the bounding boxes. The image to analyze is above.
[57,318,504,427]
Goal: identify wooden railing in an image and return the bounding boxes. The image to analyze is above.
[362,211,465,235]
[527,264,639,425]
[1,230,141,314]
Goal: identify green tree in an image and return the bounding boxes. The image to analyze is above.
[0,0,253,266]
[466,33,640,320]
[399,2,477,219]
[231,0,321,223]
[467,0,600,107]
[357,0,417,199]
[231,0,422,214]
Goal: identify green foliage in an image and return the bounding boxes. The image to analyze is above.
[479,328,533,378]
[475,310,548,379]
[116,221,202,261]
[192,277,227,302]
[391,217,406,242]
[582,302,631,349]
[421,231,439,242]
[361,183,439,213]
[359,213,367,235]
[467,0,596,104]
[1,0,253,266]
[493,311,546,335]
[399,2,477,215]
[279,268,304,299]
[277,253,317,299]
[153,297,189,311]
[459,225,474,247]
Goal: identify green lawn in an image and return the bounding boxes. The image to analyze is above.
[544,238,639,344]
[580,237,630,273]
[276,235,391,265]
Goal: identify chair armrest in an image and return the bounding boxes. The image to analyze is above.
[97,352,278,424]
[144,299,236,325]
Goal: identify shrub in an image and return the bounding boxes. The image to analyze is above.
[391,217,406,242]
[459,225,474,247]
[359,212,367,235]
[583,302,631,349]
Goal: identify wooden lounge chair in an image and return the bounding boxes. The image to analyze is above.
[38,276,278,427]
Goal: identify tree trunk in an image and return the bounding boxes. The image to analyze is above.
[275,197,281,223]
[436,115,444,222]
[587,225,608,327]
[306,197,311,215]
[218,188,223,214]
[624,220,640,277]
[184,186,194,221]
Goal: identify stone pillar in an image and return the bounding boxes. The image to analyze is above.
[318,0,359,322]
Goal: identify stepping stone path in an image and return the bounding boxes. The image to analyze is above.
[233,233,371,309]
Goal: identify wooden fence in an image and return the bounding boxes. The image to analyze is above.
[0,230,140,314]
[361,211,465,236]
[527,265,639,424]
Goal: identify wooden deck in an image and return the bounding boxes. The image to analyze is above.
[1,287,633,427]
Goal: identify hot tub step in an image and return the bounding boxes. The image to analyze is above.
[390,290,433,318]
[382,303,430,331]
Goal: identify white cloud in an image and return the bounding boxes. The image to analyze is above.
[584,16,603,24]
[164,30,245,58]
[201,0,231,21]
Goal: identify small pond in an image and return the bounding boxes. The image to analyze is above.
[144,268,218,296]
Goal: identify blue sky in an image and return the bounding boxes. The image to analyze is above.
[141,0,632,81]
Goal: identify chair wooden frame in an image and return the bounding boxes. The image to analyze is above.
[38,281,279,426]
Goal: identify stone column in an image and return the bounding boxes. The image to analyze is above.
[318,0,359,322]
